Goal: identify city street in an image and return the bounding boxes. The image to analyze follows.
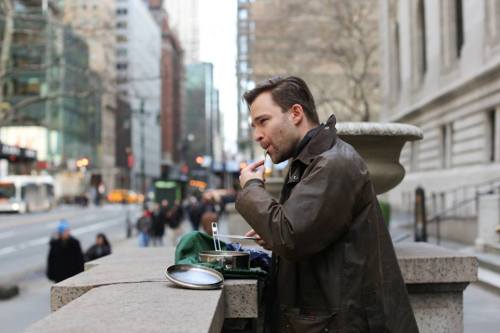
[0,204,141,280]
[0,204,142,333]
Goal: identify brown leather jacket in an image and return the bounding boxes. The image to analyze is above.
[236,115,419,332]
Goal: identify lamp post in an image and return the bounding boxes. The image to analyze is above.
[139,99,146,195]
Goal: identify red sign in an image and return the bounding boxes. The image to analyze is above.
[36,161,48,170]
[127,154,134,168]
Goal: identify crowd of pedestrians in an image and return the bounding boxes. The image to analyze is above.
[135,191,233,247]
[46,221,112,283]
[44,189,235,284]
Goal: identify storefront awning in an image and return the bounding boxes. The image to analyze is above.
[0,142,37,162]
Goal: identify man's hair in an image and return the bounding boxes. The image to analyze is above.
[243,76,320,125]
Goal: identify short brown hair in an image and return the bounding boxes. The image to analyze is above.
[243,76,320,125]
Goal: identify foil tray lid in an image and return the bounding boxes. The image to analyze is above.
[165,264,223,290]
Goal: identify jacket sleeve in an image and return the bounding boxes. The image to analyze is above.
[236,155,368,260]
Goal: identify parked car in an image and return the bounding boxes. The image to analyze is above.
[107,189,144,204]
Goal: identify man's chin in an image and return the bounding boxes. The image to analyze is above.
[271,154,286,164]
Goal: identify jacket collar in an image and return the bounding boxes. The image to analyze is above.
[294,114,337,165]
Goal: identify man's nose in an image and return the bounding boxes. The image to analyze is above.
[253,128,263,143]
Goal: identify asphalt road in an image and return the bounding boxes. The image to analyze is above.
[0,204,141,282]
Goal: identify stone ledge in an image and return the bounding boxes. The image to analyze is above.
[28,282,224,333]
[26,241,478,333]
[52,246,258,318]
[395,242,478,284]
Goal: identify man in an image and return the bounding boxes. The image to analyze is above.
[46,220,84,283]
[236,76,418,332]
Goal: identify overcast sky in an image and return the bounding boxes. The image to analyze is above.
[199,0,238,154]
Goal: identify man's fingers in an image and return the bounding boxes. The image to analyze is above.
[245,229,256,237]
[246,159,264,171]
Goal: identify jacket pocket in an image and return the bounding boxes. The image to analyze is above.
[280,310,338,333]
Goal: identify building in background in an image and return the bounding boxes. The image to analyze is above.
[146,0,184,180]
[236,0,254,160]
[237,0,380,160]
[184,62,221,186]
[115,97,133,189]
[115,0,161,194]
[62,0,118,191]
[163,0,200,64]
[380,0,500,242]
[0,1,97,174]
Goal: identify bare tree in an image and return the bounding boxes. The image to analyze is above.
[0,2,105,124]
[0,0,14,110]
[249,0,380,122]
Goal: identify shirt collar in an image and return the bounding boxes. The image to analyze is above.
[293,114,337,165]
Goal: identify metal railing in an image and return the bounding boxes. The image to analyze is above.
[404,177,500,245]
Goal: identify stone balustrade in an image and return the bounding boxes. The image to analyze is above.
[25,207,477,333]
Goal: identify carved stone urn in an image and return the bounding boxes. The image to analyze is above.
[336,122,423,194]
[265,122,423,198]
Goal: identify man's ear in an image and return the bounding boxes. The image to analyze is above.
[289,104,304,125]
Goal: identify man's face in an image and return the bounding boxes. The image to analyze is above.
[250,92,300,163]
[61,230,70,240]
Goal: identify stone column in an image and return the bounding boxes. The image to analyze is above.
[475,193,500,251]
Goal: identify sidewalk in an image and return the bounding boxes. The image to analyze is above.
[390,210,500,294]
[389,210,500,332]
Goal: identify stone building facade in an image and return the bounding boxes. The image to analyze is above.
[380,0,500,241]
[115,0,161,193]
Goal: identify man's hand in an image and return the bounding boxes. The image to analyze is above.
[245,229,271,250]
[239,160,265,188]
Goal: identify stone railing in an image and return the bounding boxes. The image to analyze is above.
[25,242,477,333]
[25,246,258,333]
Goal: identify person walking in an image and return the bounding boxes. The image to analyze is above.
[167,200,184,246]
[84,233,112,262]
[136,208,153,247]
[46,220,85,283]
[237,76,418,332]
[151,201,167,246]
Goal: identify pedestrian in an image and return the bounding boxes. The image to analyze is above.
[136,208,153,247]
[167,200,184,245]
[236,76,418,332]
[84,233,112,262]
[187,195,204,231]
[46,220,84,283]
[151,201,167,246]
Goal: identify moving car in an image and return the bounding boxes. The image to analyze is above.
[107,189,144,204]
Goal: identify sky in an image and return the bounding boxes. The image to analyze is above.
[198,0,238,154]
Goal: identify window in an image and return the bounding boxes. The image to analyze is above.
[411,0,427,87]
[12,77,41,95]
[440,124,452,168]
[238,8,248,20]
[417,0,427,75]
[455,0,464,57]
[389,0,401,99]
[116,8,128,15]
[440,0,465,69]
[116,35,128,43]
[487,109,499,162]
[116,48,127,56]
[486,0,500,45]
[116,62,128,70]
[410,141,418,171]
[116,21,127,29]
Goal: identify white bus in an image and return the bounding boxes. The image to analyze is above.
[0,175,56,213]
